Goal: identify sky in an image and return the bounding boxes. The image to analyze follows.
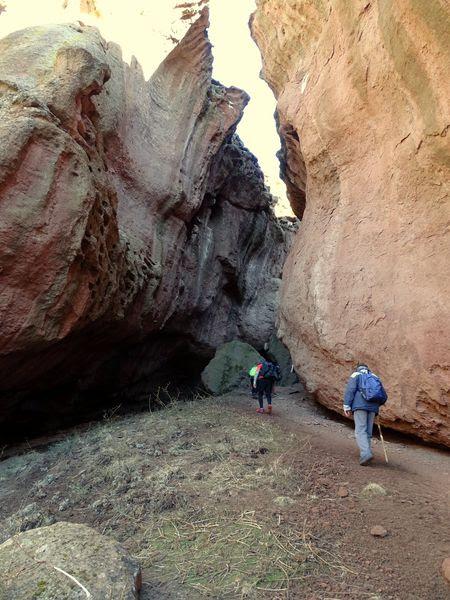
[208,0,290,212]
[0,0,290,213]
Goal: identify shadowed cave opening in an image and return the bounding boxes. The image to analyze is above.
[0,342,212,445]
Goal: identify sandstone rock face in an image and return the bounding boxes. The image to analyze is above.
[252,0,450,445]
[201,340,263,395]
[442,557,450,586]
[0,522,141,599]
[0,11,293,436]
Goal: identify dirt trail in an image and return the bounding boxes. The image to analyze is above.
[231,385,450,599]
[0,385,449,599]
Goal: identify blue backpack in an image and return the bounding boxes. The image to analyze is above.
[358,372,387,403]
[261,361,281,382]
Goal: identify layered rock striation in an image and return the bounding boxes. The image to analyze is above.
[0,10,294,435]
[251,0,450,445]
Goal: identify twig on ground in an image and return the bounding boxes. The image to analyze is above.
[11,537,92,598]
[53,566,92,598]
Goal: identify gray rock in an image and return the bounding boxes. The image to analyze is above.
[273,496,295,507]
[58,499,71,512]
[266,333,298,385]
[361,483,387,498]
[201,340,263,395]
[0,522,141,599]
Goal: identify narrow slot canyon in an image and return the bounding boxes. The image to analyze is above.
[0,2,449,599]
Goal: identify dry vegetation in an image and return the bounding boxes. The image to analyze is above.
[0,394,354,598]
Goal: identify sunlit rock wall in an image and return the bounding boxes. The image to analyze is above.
[252,0,450,445]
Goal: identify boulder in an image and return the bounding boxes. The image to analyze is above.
[0,11,294,437]
[266,333,298,385]
[442,558,450,586]
[0,522,141,599]
[252,0,450,446]
[201,340,263,395]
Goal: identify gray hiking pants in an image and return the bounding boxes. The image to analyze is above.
[354,410,376,459]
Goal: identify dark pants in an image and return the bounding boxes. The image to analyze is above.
[256,379,272,409]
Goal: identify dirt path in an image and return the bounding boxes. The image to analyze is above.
[0,386,449,599]
[231,385,450,599]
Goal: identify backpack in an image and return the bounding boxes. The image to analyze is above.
[249,365,258,377]
[358,371,387,403]
[261,361,282,382]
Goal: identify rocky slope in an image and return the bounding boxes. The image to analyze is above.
[251,0,450,445]
[0,10,294,436]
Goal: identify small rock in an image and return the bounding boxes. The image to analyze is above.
[337,486,349,498]
[91,498,112,512]
[58,498,70,512]
[370,525,388,538]
[442,557,450,585]
[40,473,56,486]
[361,483,387,497]
[273,496,295,507]
[20,503,38,517]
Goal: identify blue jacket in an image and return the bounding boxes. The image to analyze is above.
[343,367,386,414]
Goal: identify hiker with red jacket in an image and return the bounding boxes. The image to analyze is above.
[343,363,388,465]
[253,360,280,414]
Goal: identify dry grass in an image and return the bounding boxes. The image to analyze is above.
[0,394,355,598]
[136,509,338,598]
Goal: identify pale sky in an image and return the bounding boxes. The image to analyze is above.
[0,0,290,213]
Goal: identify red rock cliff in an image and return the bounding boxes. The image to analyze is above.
[0,11,294,435]
[251,0,450,445]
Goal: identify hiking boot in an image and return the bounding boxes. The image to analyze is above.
[266,405,272,414]
[256,408,265,414]
[359,454,373,466]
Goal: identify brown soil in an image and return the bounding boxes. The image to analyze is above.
[235,387,450,599]
[0,385,449,599]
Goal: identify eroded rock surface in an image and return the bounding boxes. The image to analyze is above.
[251,0,450,445]
[0,522,141,599]
[0,11,293,435]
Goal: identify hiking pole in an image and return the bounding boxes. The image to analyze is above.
[377,418,389,463]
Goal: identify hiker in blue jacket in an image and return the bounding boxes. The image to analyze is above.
[343,363,387,465]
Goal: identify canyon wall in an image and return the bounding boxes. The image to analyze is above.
[0,10,294,435]
[251,0,450,445]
